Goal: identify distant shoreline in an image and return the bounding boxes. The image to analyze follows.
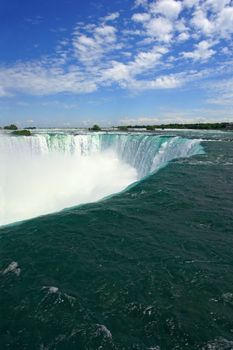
[1,122,233,133]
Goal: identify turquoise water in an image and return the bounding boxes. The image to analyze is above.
[0,130,233,349]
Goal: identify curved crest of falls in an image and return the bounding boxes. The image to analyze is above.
[0,132,203,225]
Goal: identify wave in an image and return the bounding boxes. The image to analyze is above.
[0,133,203,225]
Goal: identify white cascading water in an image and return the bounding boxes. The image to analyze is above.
[0,132,203,226]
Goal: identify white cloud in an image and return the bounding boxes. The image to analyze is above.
[103,12,120,21]
[72,24,118,66]
[134,0,148,8]
[146,17,173,42]
[204,0,231,12]
[221,46,230,54]
[0,1,233,99]
[177,32,190,42]
[150,0,182,19]
[102,61,131,82]
[149,74,184,88]
[101,46,167,85]
[175,19,188,32]
[183,0,199,8]
[217,7,233,38]
[126,73,185,91]
[191,1,233,39]
[132,12,151,22]
[0,62,97,96]
[95,25,116,38]
[183,40,216,61]
[191,8,215,35]
[130,49,165,73]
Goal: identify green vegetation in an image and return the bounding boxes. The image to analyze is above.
[153,122,231,130]
[118,122,233,131]
[89,124,101,131]
[118,126,128,131]
[146,125,155,131]
[4,124,18,130]
[11,129,31,136]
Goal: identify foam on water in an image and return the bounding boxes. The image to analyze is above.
[0,132,203,226]
[2,261,21,276]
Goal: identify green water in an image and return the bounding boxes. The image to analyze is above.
[0,131,233,349]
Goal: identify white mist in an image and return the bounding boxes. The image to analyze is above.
[0,141,137,225]
[0,132,202,226]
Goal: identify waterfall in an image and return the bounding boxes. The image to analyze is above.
[0,132,203,225]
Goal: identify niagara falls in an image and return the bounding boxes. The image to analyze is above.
[0,131,202,226]
[1,0,233,349]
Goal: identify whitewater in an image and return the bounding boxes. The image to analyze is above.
[0,131,203,226]
[1,130,233,350]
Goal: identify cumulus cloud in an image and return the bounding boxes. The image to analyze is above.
[183,40,216,61]
[130,74,184,90]
[217,7,233,37]
[191,8,215,35]
[183,0,199,8]
[101,46,167,86]
[191,1,233,39]
[145,17,173,42]
[177,32,190,42]
[150,0,182,19]
[132,12,151,22]
[134,0,148,8]
[204,0,231,12]
[103,12,120,21]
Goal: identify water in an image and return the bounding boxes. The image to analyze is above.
[0,130,233,349]
[0,132,201,226]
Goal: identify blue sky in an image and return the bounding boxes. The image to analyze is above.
[0,0,233,127]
